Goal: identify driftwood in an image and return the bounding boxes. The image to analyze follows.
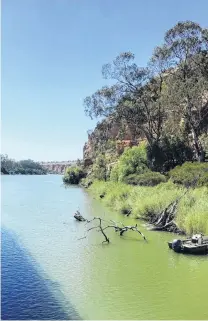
[105,220,146,240]
[78,217,147,244]
[153,176,202,233]
[74,211,87,222]
[150,190,188,234]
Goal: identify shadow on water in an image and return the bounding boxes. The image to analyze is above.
[1,228,81,320]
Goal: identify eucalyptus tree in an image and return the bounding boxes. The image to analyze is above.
[84,52,167,147]
[84,21,208,162]
[151,21,208,161]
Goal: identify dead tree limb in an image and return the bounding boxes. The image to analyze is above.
[118,224,147,240]
[151,190,189,234]
[78,217,147,244]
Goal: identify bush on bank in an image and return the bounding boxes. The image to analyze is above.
[79,177,93,188]
[123,171,167,186]
[146,136,194,172]
[168,162,208,187]
[88,180,208,235]
[63,166,86,184]
[110,144,148,182]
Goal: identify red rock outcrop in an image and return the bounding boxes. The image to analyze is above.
[83,117,144,166]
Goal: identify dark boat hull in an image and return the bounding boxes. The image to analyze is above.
[183,244,208,255]
[168,239,208,255]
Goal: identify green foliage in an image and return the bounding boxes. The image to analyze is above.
[63,166,85,184]
[1,154,15,174]
[168,162,208,187]
[105,139,117,151]
[1,154,47,175]
[79,177,93,188]
[177,187,208,235]
[110,144,148,182]
[89,180,208,235]
[147,136,194,172]
[110,163,119,182]
[91,154,108,181]
[153,21,208,161]
[84,21,208,164]
[197,172,208,187]
[123,171,167,186]
[199,134,208,155]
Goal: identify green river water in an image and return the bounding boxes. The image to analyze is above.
[1,175,208,319]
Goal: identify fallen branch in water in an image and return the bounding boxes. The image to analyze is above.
[74,210,87,222]
[78,217,147,244]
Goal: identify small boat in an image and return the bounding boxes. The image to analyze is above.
[168,234,208,255]
[74,211,86,222]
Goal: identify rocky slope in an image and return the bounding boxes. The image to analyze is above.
[83,116,145,166]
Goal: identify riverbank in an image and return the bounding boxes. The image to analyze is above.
[88,180,208,236]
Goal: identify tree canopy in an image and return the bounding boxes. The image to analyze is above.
[1,154,47,175]
[84,21,208,163]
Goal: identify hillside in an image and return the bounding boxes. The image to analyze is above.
[83,21,208,170]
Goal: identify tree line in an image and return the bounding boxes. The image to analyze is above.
[1,154,47,175]
[84,21,208,169]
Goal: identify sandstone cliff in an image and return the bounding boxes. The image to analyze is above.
[83,116,145,166]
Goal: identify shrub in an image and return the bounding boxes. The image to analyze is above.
[110,143,148,182]
[147,136,194,172]
[110,163,119,182]
[63,166,86,184]
[168,162,208,187]
[79,177,93,188]
[199,133,208,155]
[91,155,108,181]
[197,171,208,187]
[123,171,167,186]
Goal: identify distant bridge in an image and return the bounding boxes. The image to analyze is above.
[40,161,77,174]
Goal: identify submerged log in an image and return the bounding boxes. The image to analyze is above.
[74,211,86,222]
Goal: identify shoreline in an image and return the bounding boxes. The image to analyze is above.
[85,180,208,237]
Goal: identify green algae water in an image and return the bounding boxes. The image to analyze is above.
[1,175,208,319]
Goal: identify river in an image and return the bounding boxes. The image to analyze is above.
[1,175,208,320]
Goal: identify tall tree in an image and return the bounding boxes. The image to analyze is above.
[151,21,208,161]
[84,52,166,147]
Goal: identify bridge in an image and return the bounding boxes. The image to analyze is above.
[40,161,77,174]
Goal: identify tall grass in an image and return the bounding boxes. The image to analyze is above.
[89,180,208,235]
[177,187,208,235]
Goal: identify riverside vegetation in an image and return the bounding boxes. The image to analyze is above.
[1,154,47,175]
[63,21,208,236]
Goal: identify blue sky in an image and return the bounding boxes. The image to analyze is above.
[2,0,208,161]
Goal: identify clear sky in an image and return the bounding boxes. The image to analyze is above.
[1,0,208,161]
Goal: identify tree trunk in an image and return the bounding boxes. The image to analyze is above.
[191,128,205,162]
